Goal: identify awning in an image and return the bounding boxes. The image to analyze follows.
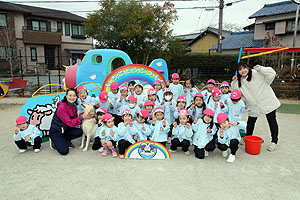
[65,49,89,54]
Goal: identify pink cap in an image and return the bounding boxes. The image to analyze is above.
[147,89,157,95]
[231,89,242,99]
[99,91,108,103]
[207,79,216,85]
[203,109,214,117]
[128,95,137,103]
[172,73,180,79]
[122,109,132,116]
[119,85,128,91]
[178,108,189,116]
[217,113,228,124]
[77,85,87,92]
[177,95,187,102]
[153,80,162,85]
[110,82,119,90]
[103,113,114,122]
[194,93,204,99]
[220,81,230,88]
[154,107,164,114]
[164,88,173,94]
[96,107,107,114]
[138,109,150,119]
[211,87,222,97]
[16,116,28,125]
[144,100,154,107]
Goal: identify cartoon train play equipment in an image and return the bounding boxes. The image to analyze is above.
[20,49,169,141]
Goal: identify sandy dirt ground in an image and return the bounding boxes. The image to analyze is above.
[1,97,300,200]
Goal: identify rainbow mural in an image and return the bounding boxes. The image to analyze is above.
[125,140,171,159]
[102,64,167,92]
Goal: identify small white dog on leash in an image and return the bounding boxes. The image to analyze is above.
[79,103,97,151]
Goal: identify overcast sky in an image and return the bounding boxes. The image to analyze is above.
[11,0,290,35]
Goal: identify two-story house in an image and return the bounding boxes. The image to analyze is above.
[0,1,93,73]
[249,1,299,48]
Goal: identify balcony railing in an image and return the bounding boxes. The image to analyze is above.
[23,26,62,33]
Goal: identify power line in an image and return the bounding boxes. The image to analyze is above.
[7,0,202,3]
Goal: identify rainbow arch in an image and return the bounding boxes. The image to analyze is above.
[102,64,167,92]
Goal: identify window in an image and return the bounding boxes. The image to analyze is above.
[31,48,37,61]
[265,22,275,30]
[57,22,62,33]
[0,47,6,60]
[65,23,70,36]
[0,46,13,60]
[0,14,7,27]
[31,20,47,31]
[72,24,84,36]
[287,20,300,32]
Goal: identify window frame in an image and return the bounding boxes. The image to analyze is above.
[71,24,84,36]
[0,13,7,27]
[57,21,62,33]
[30,47,37,61]
[31,20,48,31]
[265,22,275,30]
[65,22,70,36]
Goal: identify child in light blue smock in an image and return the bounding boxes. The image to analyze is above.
[115,85,129,122]
[192,109,216,159]
[153,80,164,103]
[206,87,224,124]
[160,89,176,125]
[117,109,137,159]
[122,95,141,120]
[77,86,94,115]
[202,79,215,104]
[170,109,193,156]
[147,89,160,108]
[150,107,170,146]
[183,78,198,107]
[134,81,147,109]
[108,82,121,118]
[217,113,247,163]
[173,95,187,120]
[188,93,206,121]
[168,73,184,101]
[220,81,231,104]
[97,113,118,157]
[93,91,113,112]
[133,110,152,141]
[14,116,42,153]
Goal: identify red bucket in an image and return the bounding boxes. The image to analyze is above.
[244,136,263,155]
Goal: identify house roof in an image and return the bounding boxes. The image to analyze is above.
[188,27,231,46]
[210,31,266,50]
[0,1,86,22]
[249,1,297,19]
[175,33,201,41]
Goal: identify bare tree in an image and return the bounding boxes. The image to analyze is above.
[0,27,17,77]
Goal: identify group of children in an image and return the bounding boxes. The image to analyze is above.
[14,73,249,163]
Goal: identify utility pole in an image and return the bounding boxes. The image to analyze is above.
[217,0,224,53]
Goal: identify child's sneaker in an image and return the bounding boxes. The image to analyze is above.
[98,147,104,152]
[267,142,277,151]
[34,149,40,153]
[205,150,209,157]
[112,148,118,157]
[102,146,109,156]
[184,151,191,156]
[222,151,228,157]
[227,154,235,163]
[19,149,27,153]
[119,154,124,159]
[167,137,172,144]
[169,149,176,153]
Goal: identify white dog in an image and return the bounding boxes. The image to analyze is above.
[79,103,97,151]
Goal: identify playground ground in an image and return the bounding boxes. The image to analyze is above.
[1,97,300,200]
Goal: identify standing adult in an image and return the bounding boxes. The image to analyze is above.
[231,62,280,151]
[49,88,92,155]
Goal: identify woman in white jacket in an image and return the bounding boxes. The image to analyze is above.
[231,62,280,151]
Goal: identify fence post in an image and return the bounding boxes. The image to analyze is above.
[48,71,51,93]
[19,49,23,80]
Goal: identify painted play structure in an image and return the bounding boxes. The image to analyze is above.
[20,49,169,140]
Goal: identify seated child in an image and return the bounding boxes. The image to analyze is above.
[153,80,164,103]
[202,79,215,103]
[14,116,42,153]
[123,95,141,120]
[217,113,246,163]
[92,108,107,152]
[188,93,206,121]
[117,109,137,159]
[168,73,184,101]
[220,81,231,103]
[183,78,198,107]
[97,113,118,157]
[134,81,147,108]
[150,107,170,147]
[77,86,94,116]
[108,82,121,124]
[170,109,193,156]
[133,110,151,142]
[192,109,216,159]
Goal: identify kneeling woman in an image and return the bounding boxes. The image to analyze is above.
[49,88,92,155]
